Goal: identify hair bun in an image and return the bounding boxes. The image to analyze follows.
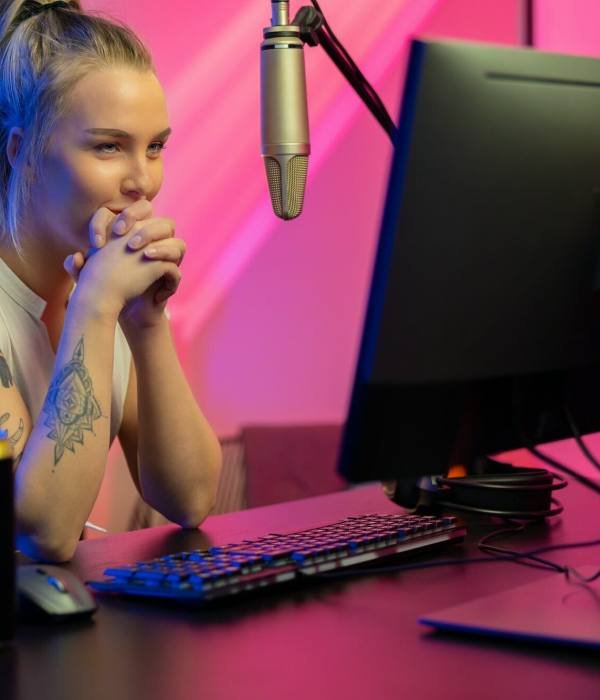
[14,1,73,25]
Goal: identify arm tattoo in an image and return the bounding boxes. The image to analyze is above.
[0,352,13,388]
[42,337,102,465]
[0,412,24,447]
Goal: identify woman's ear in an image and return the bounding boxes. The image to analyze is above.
[6,127,24,168]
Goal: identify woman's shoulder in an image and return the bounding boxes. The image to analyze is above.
[0,297,10,355]
[0,282,25,359]
[0,309,15,392]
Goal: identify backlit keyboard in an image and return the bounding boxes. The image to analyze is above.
[87,513,466,604]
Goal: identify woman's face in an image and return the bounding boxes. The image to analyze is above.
[29,67,170,254]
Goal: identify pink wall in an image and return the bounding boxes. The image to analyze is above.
[535,0,600,56]
[185,0,524,436]
[86,1,525,438]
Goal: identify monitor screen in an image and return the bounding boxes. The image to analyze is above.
[338,38,600,484]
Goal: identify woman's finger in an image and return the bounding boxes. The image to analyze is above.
[154,264,182,303]
[73,251,85,270]
[142,238,186,264]
[88,207,116,249]
[127,217,176,251]
[88,200,155,249]
[63,251,86,281]
[111,199,153,238]
[63,254,75,277]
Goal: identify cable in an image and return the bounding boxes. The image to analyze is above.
[511,377,600,495]
[477,520,566,573]
[477,523,600,584]
[310,524,600,582]
[565,566,600,584]
[526,444,600,495]
[563,401,600,473]
[310,1,356,74]
[318,33,397,139]
[305,0,399,142]
[309,0,385,111]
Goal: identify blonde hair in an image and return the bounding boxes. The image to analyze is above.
[0,0,154,251]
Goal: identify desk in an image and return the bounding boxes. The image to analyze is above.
[3,481,599,700]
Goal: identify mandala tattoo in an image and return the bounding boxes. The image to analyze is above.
[0,412,24,447]
[0,352,13,388]
[42,337,102,465]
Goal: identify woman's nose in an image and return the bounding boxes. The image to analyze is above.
[121,158,152,198]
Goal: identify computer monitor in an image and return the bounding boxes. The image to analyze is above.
[338,38,600,486]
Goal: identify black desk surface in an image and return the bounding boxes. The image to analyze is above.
[3,480,600,700]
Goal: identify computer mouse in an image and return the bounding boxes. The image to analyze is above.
[17,564,97,622]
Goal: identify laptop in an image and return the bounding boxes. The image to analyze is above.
[419,566,600,650]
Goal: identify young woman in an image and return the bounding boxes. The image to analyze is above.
[0,0,222,561]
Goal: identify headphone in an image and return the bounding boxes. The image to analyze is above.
[391,457,567,519]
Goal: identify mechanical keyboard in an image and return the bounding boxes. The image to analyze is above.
[87,513,466,604]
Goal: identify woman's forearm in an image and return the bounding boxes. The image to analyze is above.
[15,288,119,561]
[126,318,222,527]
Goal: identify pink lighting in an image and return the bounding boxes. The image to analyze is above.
[83,1,600,532]
[173,0,444,342]
[535,0,600,56]
[86,1,529,437]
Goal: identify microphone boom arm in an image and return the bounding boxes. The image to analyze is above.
[293,5,399,144]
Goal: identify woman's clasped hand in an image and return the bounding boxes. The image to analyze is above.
[64,199,186,324]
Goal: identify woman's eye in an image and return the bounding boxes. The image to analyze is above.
[94,143,119,154]
[148,141,167,156]
[92,141,166,156]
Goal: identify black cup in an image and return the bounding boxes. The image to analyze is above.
[0,448,14,644]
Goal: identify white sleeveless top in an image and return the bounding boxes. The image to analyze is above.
[0,257,131,444]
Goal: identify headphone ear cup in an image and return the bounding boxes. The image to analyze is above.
[387,477,441,512]
[436,469,559,517]
[388,477,425,509]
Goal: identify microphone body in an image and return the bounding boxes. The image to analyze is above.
[261,2,310,220]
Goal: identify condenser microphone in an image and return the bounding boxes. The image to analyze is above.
[261,1,310,220]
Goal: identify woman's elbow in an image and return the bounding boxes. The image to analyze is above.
[175,492,216,529]
[178,450,222,528]
[16,531,78,564]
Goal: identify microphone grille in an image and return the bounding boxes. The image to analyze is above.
[264,155,308,220]
[264,157,283,217]
[287,155,308,217]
